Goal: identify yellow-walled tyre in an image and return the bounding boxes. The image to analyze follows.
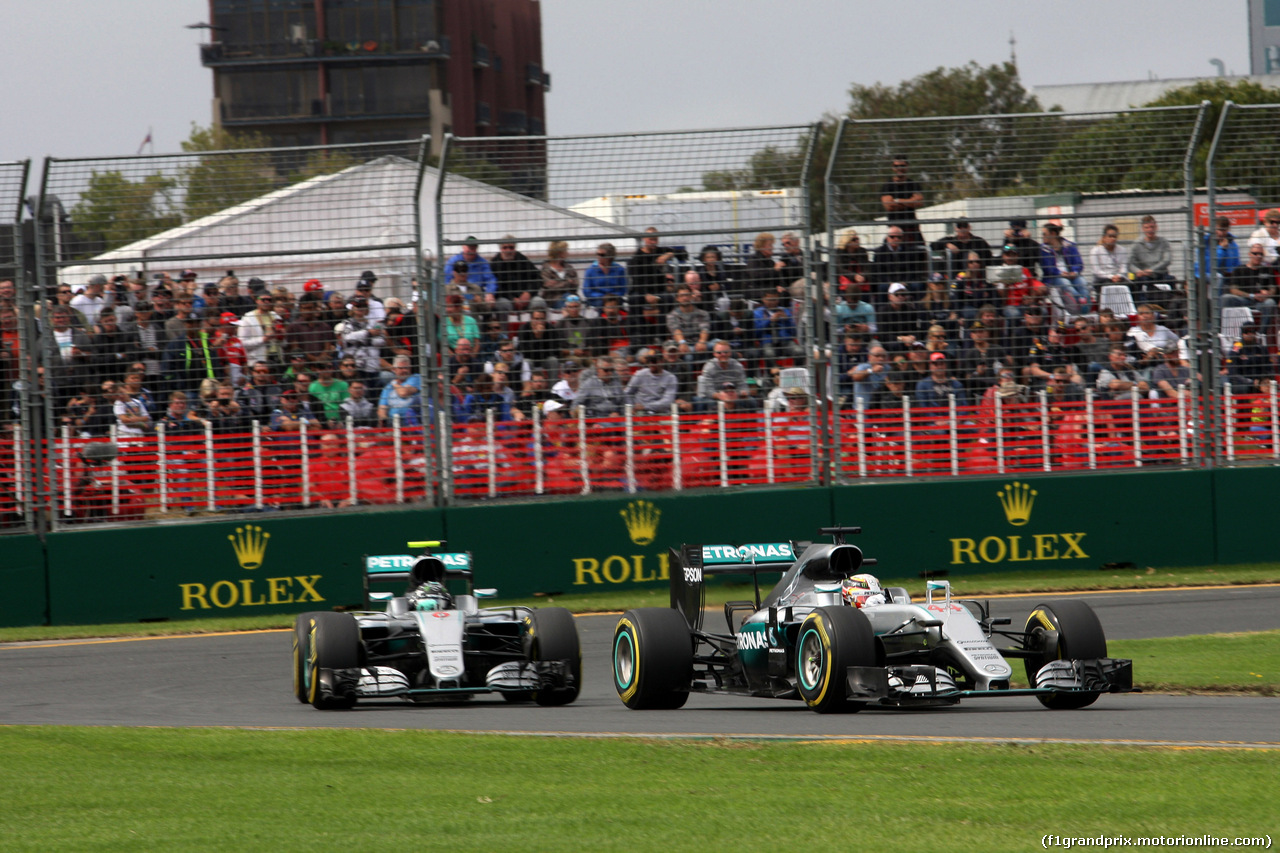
[1024,600,1108,710]
[613,608,693,710]
[525,607,581,707]
[306,612,360,710]
[796,606,876,714]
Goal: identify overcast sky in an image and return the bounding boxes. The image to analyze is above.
[0,0,1250,164]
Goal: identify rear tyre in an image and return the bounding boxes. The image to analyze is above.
[291,612,320,703]
[796,606,877,714]
[613,608,693,710]
[525,607,581,707]
[1023,600,1108,710]
[306,612,361,710]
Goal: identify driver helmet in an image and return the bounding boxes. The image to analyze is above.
[842,573,885,609]
[410,581,452,612]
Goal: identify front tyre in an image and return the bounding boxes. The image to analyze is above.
[306,612,361,710]
[292,612,320,703]
[796,606,877,714]
[1024,600,1108,710]
[613,608,693,710]
[525,607,581,706]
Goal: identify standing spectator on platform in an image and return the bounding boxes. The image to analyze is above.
[1249,209,1280,265]
[378,356,422,426]
[339,380,376,428]
[320,289,348,326]
[1225,323,1275,393]
[574,358,625,418]
[335,299,385,385]
[490,236,539,313]
[1128,215,1175,288]
[219,275,254,317]
[931,220,993,272]
[131,302,165,381]
[1090,224,1130,287]
[71,275,112,328]
[877,283,923,342]
[353,272,386,325]
[1096,345,1150,400]
[1039,223,1090,314]
[777,233,806,284]
[516,306,560,372]
[539,241,579,308]
[92,307,139,381]
[625,353,679,414]
[445,237,500,311]
[696,246,734,309]
[583,243,628,308]
[1197,216,1241,281]
[627,228,680,306]
[200,283,223,316]
[309,363,349,427]
[165,293,198,342]
[285,294,336,366]
[1002,219,1041,273]
[556,295,594,361]
[667,285,711,357]
[149,289,176,329]
[239,292,284,367]
[1128,304,1180,374]
[163,315,221,397]
[880,155,924,245]
[200,381,246,434]
[871,227,928,295]
[51,284,90,332]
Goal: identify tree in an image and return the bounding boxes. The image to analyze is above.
[180,125,276,221]
[68,171,181,256]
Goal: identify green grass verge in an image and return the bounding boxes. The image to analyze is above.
[2,562,1275,644]
[1112,630,1280,695]
[0,728,1275,852]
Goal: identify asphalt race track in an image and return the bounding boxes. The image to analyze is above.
[3,586,1278,748]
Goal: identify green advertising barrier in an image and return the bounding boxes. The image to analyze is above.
[45,509,445,625]
[1211,466,1277,566]
[831,469,1217,576]
[441,487,834,596]
[0,534,48,628]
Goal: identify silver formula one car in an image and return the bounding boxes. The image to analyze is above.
[612,527,1134,713]
[293,541,580,709]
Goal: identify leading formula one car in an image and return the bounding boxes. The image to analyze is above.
[612,526,1134,713]
[293,541,580,709]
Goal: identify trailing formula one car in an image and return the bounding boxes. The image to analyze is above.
[293,541,580,709]
[612,527,1134,713]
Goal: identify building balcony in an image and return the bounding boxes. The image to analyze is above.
[498,110,528,135]
[201,36,450,69]
[472,43,491,69]
[476,102,492,128]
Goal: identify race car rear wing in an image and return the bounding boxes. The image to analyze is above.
[364,540,474,606]
[669,542,797,633]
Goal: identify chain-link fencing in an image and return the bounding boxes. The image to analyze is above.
[435,125,821,499]
[823,106,1212,481]
[0,160,31,532]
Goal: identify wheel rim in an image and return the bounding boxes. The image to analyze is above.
[798,627,823,690]
[613,631,635,689]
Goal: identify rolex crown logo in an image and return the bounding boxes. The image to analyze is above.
[229,525,270,570]
[621,500,661,546]
[997,482,1037,527]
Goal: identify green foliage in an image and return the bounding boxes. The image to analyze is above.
[68,171,182,255]
[180,124,277,221]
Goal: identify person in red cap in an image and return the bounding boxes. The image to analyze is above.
[216,311,247,386]
[303,279,324,294]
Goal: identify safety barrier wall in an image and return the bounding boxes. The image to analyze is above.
[13,463,1276,628]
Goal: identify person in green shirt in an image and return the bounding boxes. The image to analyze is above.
[308,362,349,427]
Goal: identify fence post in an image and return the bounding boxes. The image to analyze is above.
[1085,389,1097,470]
[948,394,958,476]
[855,400,866,479]
[437,408,452,502]
[533,404,544,495]
[1130,388,1143,468]
[1039,389,1051,472]
[1271,380,1279,461]
[995,394,1005,475]
[108,425,120,517]
[300,418,311,508]
[1223,383,1235,463]
[624,404,636,494]
[346,417,357,506]
[205,422,216,512]
[717,401,728,487]
[1178,389,1189,464]
[156,422,168,513]
[765,408,775,484]
[393,415,404,504]
[253,419,264,510]
[61,424,71,518]
[486,408,497,499]
[670,403,682,491]
[578,408,590,495]
[902,395,912,477]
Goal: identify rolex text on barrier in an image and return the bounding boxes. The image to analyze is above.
[179,524,326,611]
[948,482,1089,566]
[570,499,672,586]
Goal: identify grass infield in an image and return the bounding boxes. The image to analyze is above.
[0,728,1275,851]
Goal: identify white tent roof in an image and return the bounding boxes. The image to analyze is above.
[61,156,634,299]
